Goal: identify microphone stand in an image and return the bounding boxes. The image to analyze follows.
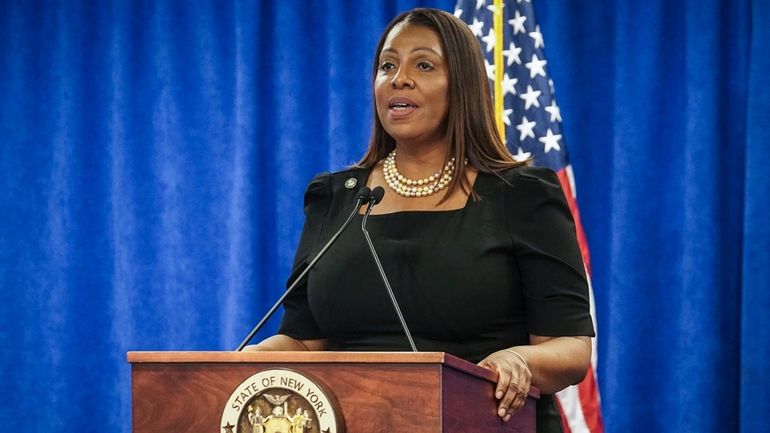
[236,187,372,351]
[361,187,418,352]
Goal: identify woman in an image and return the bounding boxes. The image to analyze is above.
[247,8,594,432]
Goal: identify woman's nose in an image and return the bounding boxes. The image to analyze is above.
[391,67,415,89]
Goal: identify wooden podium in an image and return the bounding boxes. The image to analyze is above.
[128,351,537,433]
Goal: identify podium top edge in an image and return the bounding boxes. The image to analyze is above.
[127,351,497,382]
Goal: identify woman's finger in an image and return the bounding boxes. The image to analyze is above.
[510,363,532,412]
[498,378,520,417]
[493,362,511,402]
[510,387,528,412]
[503,356,533,417]
[479,351,532,420]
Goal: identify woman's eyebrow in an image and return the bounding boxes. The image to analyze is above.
[380,47,442,56]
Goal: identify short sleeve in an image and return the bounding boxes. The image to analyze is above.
[277,172,331,340]
[505,167,595,337]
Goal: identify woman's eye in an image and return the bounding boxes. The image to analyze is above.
[417,62,434,71]
[379,61,395,71]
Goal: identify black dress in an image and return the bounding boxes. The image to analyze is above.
[278,165,595,432]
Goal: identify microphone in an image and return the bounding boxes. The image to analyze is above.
[236,186,373,351]
[360,186,418,352]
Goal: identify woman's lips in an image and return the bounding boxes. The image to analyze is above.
[388,96,419,119]
[389,105,417,118]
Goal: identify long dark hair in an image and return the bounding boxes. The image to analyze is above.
[356,8,527,199]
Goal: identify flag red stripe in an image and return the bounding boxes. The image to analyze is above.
[578,366,605,431]
[555,170,592,275]
[555,167,604,432]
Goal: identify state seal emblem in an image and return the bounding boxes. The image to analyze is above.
[221,369,344,433]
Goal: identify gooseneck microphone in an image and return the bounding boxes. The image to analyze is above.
[236,186,373,351]
[360,186,418,352]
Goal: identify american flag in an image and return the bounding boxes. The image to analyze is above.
[453,1,604,432]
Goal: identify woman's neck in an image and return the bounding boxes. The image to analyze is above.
[393,141,448,179]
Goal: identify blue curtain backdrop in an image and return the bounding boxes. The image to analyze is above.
[1,1,767,432]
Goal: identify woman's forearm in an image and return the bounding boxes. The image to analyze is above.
[512,335,592,394]
[242,334,328,352]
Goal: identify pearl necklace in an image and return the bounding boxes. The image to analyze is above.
[383,150,463,197]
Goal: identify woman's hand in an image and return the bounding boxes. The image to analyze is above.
[478,349,532,422]
[478,336,591,421]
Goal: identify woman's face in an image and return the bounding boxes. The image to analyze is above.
[374,23,449,147]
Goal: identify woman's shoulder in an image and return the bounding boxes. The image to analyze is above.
[305,167,369,190]
[495,164,559,185]
[302,167,370,206]
[482,165,563,198]
[327,166,370,190]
